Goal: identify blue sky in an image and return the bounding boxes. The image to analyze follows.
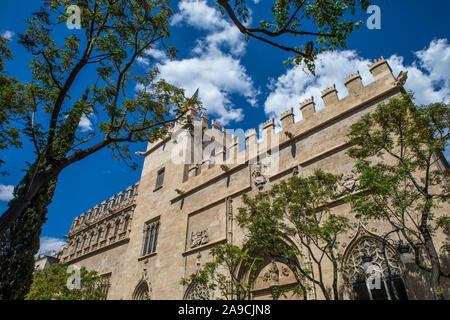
[0,0,449,253]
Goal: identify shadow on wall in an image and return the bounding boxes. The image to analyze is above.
[403,258,449,300]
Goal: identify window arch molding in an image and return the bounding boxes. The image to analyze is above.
[235,235,308,300]
[183,280,210,300]
[343,224,408,300]
[132,280,151,300]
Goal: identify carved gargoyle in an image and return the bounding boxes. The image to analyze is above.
[395,70,408,87]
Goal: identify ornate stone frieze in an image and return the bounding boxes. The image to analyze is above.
[133,269,152,300]
[61,183,138,263]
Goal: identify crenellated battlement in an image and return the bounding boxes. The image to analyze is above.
[280,107,294,120]
[367,56,393,80]
[143,58,401,198]
[321,84,337,97]
[344,71,361,84]
[60,182,139,263]
[300,96,314,106]
[171,58,401,193]
[262,118,275,130]
[69,182,139,235]
[368,56,387,70]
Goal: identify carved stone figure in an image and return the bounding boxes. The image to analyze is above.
[58,60,445,300]
[252,163,268,191]
[337,169,360,195]
[190,229,209,248]
[281,266,290,277]
[262,261,280,283]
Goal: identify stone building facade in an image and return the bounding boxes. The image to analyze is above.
[59,58,449,300]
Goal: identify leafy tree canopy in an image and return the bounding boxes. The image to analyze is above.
[217,0,371,73]
[0,35,28,172]
[346,93,450,299]
[25,263,107,300]
[236,170,354,300]
[181,243,262,300]
[0,0,200,299]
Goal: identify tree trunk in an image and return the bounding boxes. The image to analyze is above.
[420,206,444,300]
[332,260,339,300]
[421,227,444,299]
[0,166,60,236]
[0,178,57,299]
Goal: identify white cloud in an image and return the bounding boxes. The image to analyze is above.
[1,30,14,40]
[38,236,65,255]
[416,39,450,84]
[136,56,150,66]
[144,48,167,61]
[0,184,14,201]
[264,50,374,122]
[172,0,246,55]
[144,0,257,125]
[157,48,258,124]
[78,114,93,132]
[172,0,225,30]
[388,39,450,106]
[264,39,450,123]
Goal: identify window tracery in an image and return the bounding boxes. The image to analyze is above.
[347,236,401,281]
[185,281,210,300]
[133,281,151,300]
[346,236,407,300]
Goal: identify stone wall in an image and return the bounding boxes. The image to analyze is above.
[62,58,449,300]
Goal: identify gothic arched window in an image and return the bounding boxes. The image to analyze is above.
[184,281,210,300]
[73,239,79,253]
[133,281,151,300]
[346,236,408,300]
[97,228,103,243]
[105,224,111,239]
[114,220,120,236]
[123,216,130,233]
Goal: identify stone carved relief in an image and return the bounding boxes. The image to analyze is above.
[190,229,209,248]
[261,261,290,283]
[337,169,360,196]
[262,261,279,283]
[251,162,268,191]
